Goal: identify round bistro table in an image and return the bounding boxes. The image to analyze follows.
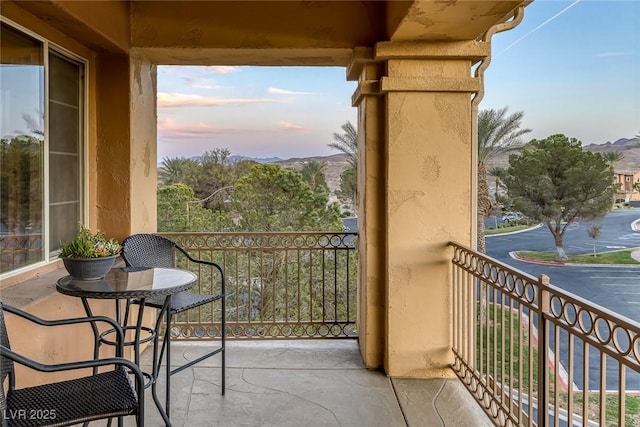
[57,266,197,426]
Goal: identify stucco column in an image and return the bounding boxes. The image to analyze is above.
[95,53,157,240]
[377,41,486,377]
[129,53,158,234]
[349,49,386,369]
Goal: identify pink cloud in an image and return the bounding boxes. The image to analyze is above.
[158,118,258,139]
[278,121,305,131]
[207,66,241,74]
[158,92,274,108]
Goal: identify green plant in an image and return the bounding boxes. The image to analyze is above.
[59,225,121,258]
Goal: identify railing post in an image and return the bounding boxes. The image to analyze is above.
[537,274,550,427]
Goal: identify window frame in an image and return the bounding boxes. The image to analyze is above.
[0,18,89,279]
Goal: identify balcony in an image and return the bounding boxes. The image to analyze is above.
[141,232,639,426]
[5,232,640,426]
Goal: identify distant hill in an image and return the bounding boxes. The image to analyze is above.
[484,136,640,196]
[213,153,349,197]
[580,137,640,174]
[228,155,283,164]
[583,137,640,152]
[486,136,640,174]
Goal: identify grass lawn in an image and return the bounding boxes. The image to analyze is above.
[486,224,534,235]
[516,249,640,264]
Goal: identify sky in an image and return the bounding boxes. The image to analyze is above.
[157,0,640,161]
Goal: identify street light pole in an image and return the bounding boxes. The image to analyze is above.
[186,185,234,228]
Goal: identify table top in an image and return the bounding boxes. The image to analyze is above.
[56,267,198,299]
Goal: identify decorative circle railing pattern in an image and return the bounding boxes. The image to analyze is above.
[173,322,357,340]
[162,232,357,251]
[158,232,358,340]
[451,243,540,308]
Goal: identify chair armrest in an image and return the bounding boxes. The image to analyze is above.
[0,344,145,392]
[2,304,125,355]
[174,246,225,279]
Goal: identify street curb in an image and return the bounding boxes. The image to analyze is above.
[486,223,544,237]
[510,251,564,266]
[511,251,640,268]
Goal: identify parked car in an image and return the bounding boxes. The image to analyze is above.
[502,212,525,222]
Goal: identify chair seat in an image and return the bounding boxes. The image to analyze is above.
[6,367,137,427]
[140,291,223,314]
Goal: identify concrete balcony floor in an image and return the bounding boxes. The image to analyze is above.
[119,340,493,426]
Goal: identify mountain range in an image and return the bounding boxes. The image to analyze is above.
[582,137,640,152]
[486,136,640,173]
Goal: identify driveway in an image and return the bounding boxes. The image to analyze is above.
[486,210,640,391]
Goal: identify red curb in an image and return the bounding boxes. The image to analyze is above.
[510,251,565,265]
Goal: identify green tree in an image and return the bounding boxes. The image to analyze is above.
[502,134,616,260]
[192,148,235,211]
[157,183,232,232]
[0,135,43,235]
[329,121,358,210]
[477,107,531,253]
[230,164,342,232]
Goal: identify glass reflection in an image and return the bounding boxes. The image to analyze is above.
[0,23,45,272]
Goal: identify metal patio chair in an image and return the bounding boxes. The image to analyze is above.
[0,302,144,426]
[120,234,225,404]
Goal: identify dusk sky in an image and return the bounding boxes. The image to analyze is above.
[157,0,640,161]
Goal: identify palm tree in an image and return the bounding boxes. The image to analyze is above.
[158,157,195,186]
[477,107,531,253]
[329,121,358,210]
[329,121,357,169]
[601,150,623,173]
[300,160,327,191]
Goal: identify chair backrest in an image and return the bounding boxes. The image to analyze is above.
[121,234,178,268]
[0,303,14,413]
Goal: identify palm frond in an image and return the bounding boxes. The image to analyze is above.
[478,107,531,163]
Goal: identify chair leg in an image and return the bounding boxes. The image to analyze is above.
[221,344,225,396]
[165,310,172,419]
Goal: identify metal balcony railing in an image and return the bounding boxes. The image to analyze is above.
[450,242,640,427]
[159,232,358,340]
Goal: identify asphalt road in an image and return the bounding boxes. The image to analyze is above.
[486,210,640,391]
[487,210,640,323]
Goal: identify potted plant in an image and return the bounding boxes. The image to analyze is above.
[59,225,122,280]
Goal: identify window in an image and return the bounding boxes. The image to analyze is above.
[0,21,85,276]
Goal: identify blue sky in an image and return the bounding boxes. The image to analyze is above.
[158,0,640,160]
